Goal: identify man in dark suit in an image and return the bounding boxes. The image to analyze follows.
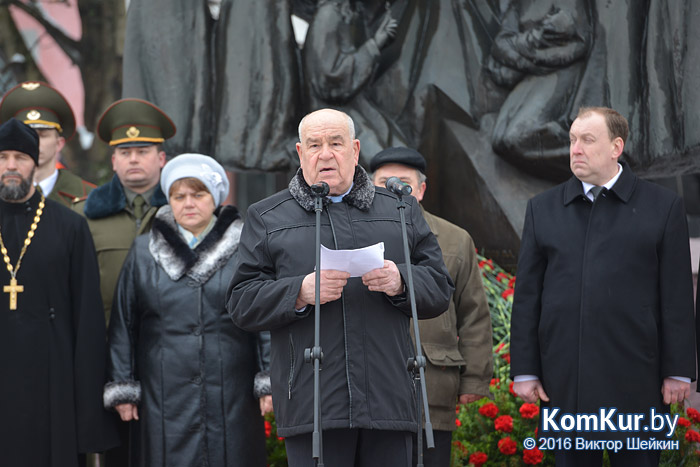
[511,107,695,466]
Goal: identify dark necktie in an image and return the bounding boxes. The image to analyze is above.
[133,195,145,220]
[590,186,604,201]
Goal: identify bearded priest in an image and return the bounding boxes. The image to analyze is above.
[0,119,118,466]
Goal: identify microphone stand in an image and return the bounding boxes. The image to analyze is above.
[304,182,328,466]
[389,180,434,467]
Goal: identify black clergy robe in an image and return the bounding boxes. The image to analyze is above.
[0,191,118,467]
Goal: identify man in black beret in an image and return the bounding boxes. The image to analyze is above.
[0,118,118,466]
[370,147,493,467]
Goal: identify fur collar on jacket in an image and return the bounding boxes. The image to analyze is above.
[149,204,243,284]
[84,174,168,219]
[288,165,375,212]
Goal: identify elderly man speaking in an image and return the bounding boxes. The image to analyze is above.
[227,108,453,467]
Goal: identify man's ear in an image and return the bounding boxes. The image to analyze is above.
[296,142,303,168]
[612,137,624,159]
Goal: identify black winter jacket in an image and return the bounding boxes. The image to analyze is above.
[227,166,454,437]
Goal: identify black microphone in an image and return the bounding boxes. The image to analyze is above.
[385,177,412,196]
[310,182,330,198]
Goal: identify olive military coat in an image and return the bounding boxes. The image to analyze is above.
[74,174,167,323]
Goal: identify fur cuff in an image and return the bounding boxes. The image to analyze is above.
[253,371,272,398]
[104,381,141,409]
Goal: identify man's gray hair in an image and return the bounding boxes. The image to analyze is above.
[298,111,356,142]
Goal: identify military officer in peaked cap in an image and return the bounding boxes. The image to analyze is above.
[0,81,96,206]
[75,97,176,323]
[73,97,176,467]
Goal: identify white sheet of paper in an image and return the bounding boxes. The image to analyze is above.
[319,242,385,277]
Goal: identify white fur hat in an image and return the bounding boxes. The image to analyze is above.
[161,153,229,206]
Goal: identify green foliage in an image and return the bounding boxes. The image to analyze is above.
[264,413,287,467]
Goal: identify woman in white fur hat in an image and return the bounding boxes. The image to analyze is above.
[104,153,270,466]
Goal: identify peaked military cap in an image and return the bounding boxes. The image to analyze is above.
[0,81,76,141]
[369,147,427,173]
[97,98,176,147]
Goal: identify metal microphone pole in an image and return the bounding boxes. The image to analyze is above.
[386,178,434,467]
[304,181,329,466]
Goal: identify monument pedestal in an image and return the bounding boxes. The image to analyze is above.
[420,115,553,270]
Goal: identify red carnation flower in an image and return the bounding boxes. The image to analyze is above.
[469,451,488,467]
[508,276,516,288]
[494,415,514,433]
[497,272,509,283]
[479,402,499,419]
[523,447,544,465]
[501,288,514,300]
[678,417,691,428]
[686,429,700,443]
[501,352,511,363]
[688,407,700,423]
[519,403,540,419]
[264,420,272,438]
[498,437,517,455]
[455,418,462,427]
[490,378,501,388]
[509,381,517,398]
[496,342,506,353]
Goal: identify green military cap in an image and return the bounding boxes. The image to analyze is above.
[97,98,176,147]
[0,81,76,141]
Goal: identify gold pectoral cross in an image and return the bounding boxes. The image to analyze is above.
[4,277,24,310]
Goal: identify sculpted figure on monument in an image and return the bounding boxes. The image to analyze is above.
[302,0,407,165]
[122,0,300,170]
[486,0,593,181]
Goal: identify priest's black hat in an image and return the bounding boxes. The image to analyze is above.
[0,118,39,164]
[369,147,427,173]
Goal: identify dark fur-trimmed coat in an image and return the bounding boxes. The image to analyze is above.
[105,205,269,467]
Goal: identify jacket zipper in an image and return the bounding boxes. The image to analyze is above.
[326,205,353,427]
[288,333,295,399]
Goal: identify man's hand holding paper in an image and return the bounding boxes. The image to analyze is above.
[295,242,404,308]
[295,269,351,309]
[361,260,404,296]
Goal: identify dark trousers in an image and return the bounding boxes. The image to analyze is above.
[555,448,661,467]
[285,428,412,467]
[411,430,452,467]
